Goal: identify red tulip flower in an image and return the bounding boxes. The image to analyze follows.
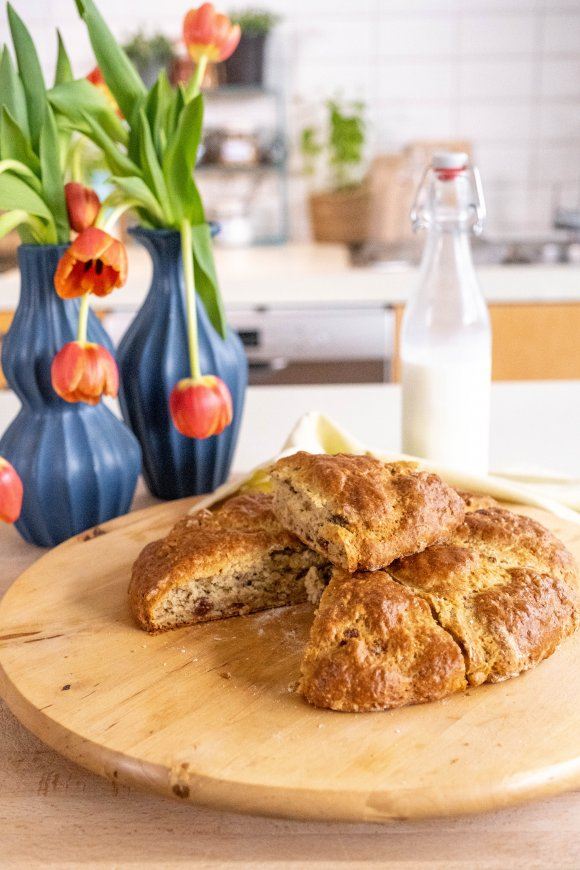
[169,375,233,439]
[0,457,23,524]
[54,227,128,299]
[65,182,101,233]
[183,3,241,63]
[51,341,119,406]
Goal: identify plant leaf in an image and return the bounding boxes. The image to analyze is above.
[0,173,55,243]
[7,3,46,150]
[49,79,127,146]
[54,31,74,86]
[79,109,140,178]
[40,104,69,243]
[191,223,227,338]
[138,109,172,223]
[0,108,40,175]
[0,208,45,242]
[74,0,146,121]
[0,47,29,137]
[108,175,165,224]
[162,96,204,224]
[0,158,42,194]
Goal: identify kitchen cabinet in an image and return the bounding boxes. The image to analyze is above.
[392,302,580,382]
[2,300,580,389]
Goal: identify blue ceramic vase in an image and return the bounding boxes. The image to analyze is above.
[0,244,141,547]
[117,227,247,500]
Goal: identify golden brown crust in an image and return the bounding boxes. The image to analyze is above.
[129,493,312,632]
[388,508,580,686]
[300,569,467,712]
[301,507,579,711]
[271,452,466,572]
[457,490,499,512]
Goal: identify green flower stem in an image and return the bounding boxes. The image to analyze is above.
[180,218,201,381]
[185,53,208,102]
[70,137,84,184]
[76,292,90,345]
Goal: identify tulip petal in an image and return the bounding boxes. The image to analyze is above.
[0,456,24,524]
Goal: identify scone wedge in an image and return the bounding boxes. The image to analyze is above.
[301,506,579,712]
[300,568,467,712]
[271,452,466,572]
[389,507,580,686]
[129,492,329,632]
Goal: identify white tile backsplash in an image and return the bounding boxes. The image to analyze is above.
[6,0,580,237]
[378,61,456,102]
[540,59,580,98]
[459,14,536,56]
[541,11,580,53]
[378,16,458,57]
[459,59,535,100]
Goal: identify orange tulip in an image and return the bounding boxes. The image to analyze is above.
[169,375,233,439]
[183,4,241,63]
[87,66,122,117]
[51,341,119,406]
[0,457,23,524]
[65,182,101,233]
[54,227,128,299]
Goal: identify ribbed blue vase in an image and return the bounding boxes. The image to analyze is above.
[117,227,247,500]
[0,244,141,547]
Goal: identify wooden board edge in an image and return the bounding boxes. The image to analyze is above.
[3,637,580,824]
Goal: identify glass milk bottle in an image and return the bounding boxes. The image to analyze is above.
[401,152,491,474]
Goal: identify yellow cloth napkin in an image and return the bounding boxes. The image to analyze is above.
[191,412,580,525]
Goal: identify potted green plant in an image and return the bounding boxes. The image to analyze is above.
[224,9,280,86]
[123,31,176,88]
[301,98,371,245]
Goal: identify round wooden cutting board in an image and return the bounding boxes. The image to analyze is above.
[1,497,580,823]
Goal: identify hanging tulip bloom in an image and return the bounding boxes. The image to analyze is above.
[0,457,23,524]
[51,341,119,406]
[169,375,233,439]
[183,3,241,63]
[65,182,101,233]
[54,227,127,299]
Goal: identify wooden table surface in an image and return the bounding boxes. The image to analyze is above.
[3,383,580,868]
[0,484,579,869]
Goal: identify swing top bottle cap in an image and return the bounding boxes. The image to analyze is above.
[432,151,468,171]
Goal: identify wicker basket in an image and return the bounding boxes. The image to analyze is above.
[309,184,372,244]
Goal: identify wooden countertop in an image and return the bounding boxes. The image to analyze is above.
[2,383,580,867]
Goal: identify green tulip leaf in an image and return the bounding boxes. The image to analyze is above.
[0,47,29,138]
[7,3,46,150]
[54,31,74,86]
[79,109,139,178]
[138,109,172,223]
[39,104,69,243]
[0,173,55,244]
[0,108,40,175]
[108,175,165,224]
[162,96,205,224]
[74,0,146,121]
[191,223,227,339]
[49,79,127,146]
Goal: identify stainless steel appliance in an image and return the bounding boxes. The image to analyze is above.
[227,305,395,385]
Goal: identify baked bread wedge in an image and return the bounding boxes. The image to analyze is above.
[129,492,329,633]
[271,452,466,572]
[301,507,578,711]
[389,507,580,686]
[300,567,467,712]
